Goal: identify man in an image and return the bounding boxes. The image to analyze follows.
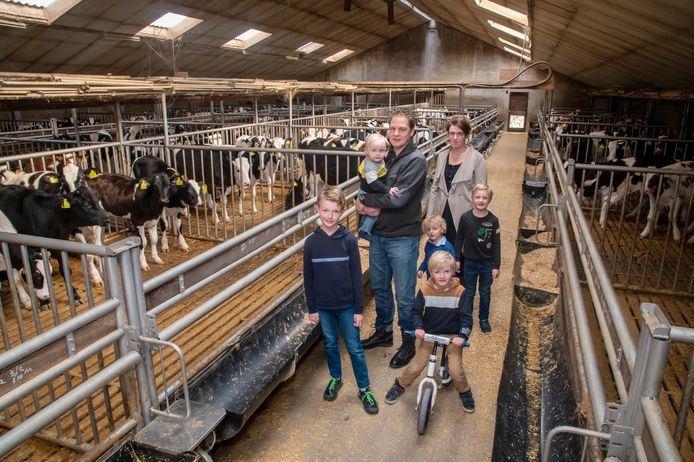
[356,110,427,368]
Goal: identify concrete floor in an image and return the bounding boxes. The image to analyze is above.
[213,132,528,461]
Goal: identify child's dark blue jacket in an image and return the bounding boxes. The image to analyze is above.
[303,225,363,314]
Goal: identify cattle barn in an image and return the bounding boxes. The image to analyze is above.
[0,1,692,461]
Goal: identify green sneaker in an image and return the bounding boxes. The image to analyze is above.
[358,387,379,414]
[323,377,342,401]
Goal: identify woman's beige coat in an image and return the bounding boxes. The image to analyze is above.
[426,146,488,232]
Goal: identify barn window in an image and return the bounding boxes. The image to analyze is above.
[475,0,527,26]
[222,29,272,50]
[0,0,81,26]
[504,47,531,61]
[323,49,354,63]
[136,12,203,40]
[295,42,324,55]
[499,37,531,52]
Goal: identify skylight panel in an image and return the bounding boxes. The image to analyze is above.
[11,0,54,6]
[499,37,531,52]
[488,20,527,40]
[322,49,354,63]
[475,0,527,26]
[222,29,272,50]
[503,47,530,61]
[136,12,203,40]
[151,12,186,29]
[296,42,324,54]
[0,0,81,26]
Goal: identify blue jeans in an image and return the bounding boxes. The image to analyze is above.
[359,215,377,235]
[368,234,419,334]
[463,259,494,321]
[318,307,370,390]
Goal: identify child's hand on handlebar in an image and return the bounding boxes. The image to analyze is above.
[415,329,425,339]
[452,336,466,347]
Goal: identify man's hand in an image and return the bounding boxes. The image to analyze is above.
[354,314,363,327]
[309,312,320,323]
[355,198,381,217]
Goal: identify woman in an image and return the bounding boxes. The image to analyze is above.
[427,115,488,245]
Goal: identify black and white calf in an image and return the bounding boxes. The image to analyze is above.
[131,155,202,252]
[86,173,170,271]
[0,211,52,308]
[0,185,108,304]
[640,161,694,243]
[233,135,287,214]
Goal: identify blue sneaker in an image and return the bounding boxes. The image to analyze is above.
[480,319,492,333]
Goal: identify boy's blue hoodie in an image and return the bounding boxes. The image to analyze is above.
[303,224,363,314]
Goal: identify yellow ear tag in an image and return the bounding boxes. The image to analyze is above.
[285,139,291,146]
[201,183,208,194]
[61,198,71,209]
[176,177,183,186]
[635,172,642,176]
[139,180,148,190]
[88,170,98,178]
[359,129,365,132]
[49,176,59,183]
[47,251,52,257]
[293,181,298,187]
[331,143,337,148]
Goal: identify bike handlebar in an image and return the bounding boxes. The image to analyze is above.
[404,331,470,347]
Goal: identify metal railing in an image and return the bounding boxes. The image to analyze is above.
[539,111,693,461]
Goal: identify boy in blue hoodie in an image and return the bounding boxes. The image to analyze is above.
[303,186,379,414]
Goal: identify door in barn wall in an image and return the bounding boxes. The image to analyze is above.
[508,92,528,132]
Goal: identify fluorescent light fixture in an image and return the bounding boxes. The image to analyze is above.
[285,55,299,61]
[488,20,527,40]
[222,29,272,50]
[296,41,324,54]
[322,49,354,63]
[503,47,530,61]
[475,0,527,26]
[11,0,54,5]
[136,12,203,40]
[0,18,28,28]
[499,37,530,51]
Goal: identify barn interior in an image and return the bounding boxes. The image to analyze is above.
[0,1,693,461]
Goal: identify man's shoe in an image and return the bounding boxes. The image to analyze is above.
[480,319,492,333]
[323,377,342,401]
[384,379,405,404]
[359,388,379,414]
[389,335,416,368]
[361,328,393,349]
[460,390,476,413]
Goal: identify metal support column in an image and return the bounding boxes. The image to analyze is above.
[161,93,170,165]
[71,108,81,146]
[219,100,225,126]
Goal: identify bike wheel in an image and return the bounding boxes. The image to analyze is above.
[417,387,433,435]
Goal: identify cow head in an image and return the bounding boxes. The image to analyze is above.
[232,157,251,187]
[22,250,52,305]
[65,186,109,227]
[152,173,171,205]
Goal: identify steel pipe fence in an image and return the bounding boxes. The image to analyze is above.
[540,111,694,460]
[0,234,144,458]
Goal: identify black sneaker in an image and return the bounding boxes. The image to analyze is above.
[323,377,342,401]
[460,390,476,413]
[384,379,405,404]
[361,328,393,349]
[358,388,379,414]
[480,319,492,333]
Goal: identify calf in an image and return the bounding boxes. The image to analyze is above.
[131,155,202,252]
[0,170,69,194]
[233,135,288,214]
[640,161,694,243]
[86,173,170,271]
[284,137,360,210]
[0,211,51,308]
[0,185,108,304]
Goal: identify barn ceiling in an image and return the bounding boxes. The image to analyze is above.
[0,0,691,91]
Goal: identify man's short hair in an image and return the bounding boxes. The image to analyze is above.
[428,250,456,273]
[390,109,416,129]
